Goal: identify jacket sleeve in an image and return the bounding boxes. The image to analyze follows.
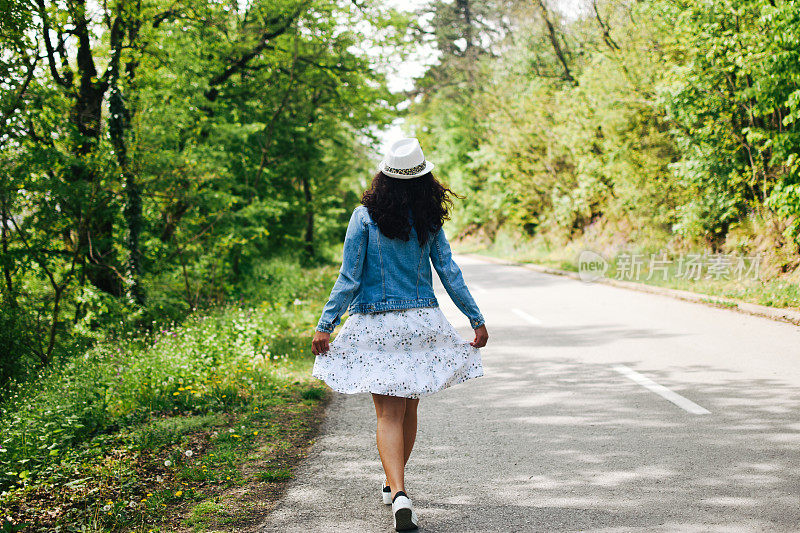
[316,207,368,333]
[429,226,485,329]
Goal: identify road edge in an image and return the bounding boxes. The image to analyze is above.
[463,252,800,328]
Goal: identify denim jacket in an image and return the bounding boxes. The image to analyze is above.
[316,205,485,333]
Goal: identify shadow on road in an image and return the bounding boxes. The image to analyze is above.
[409,328,800,531]
[261,320,800,532]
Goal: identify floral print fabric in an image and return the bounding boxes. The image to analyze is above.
[312,306,484,399]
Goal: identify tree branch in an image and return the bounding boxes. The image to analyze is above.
[204,3,308,101]
[0,51,39,140]
[592,1,620,51]
[36,0,71,88]
[534,0,577,86]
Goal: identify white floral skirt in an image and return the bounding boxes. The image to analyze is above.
[312,306,484,399]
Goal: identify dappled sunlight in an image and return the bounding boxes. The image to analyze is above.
[262,343,800,531]
[402,350,800,530]
[260,255,800,532]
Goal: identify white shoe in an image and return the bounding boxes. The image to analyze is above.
[382,480,392,505]
[391,491,418,531]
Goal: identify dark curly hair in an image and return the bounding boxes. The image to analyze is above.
[361,171,462,245]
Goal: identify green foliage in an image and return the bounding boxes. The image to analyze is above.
[0,260,336,494]
[663,0,800,247]
[410,0,800,269]
[0,0,411,387]
[0,307,34,392]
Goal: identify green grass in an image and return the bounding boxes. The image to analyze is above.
[251,469,293,483]
[0,262,338,531]
[185,499,227,523]
[456,232,800,310]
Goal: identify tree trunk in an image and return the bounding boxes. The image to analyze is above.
[109,7,145,305]
[0,191,17,307]
[302,173,314,258]
[38,0,123,296]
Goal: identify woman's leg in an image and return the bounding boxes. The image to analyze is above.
[383,398,419,485]
[372,393,411,499]
[402,398,419,465]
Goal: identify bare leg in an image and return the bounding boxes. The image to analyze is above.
[372,393,409,499]
[383,398,419,486]
[402,398,419,465]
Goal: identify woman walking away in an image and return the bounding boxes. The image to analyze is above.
[311,137,489,531]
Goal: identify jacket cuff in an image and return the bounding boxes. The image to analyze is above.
[469,315,485,329]
[316,321,335,333]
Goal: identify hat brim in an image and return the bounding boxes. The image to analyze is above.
[377,160,435,179]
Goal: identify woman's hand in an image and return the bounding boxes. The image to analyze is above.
[470,324,488,348]
[312,331,331,355]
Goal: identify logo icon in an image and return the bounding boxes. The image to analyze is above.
[578,250,608,282]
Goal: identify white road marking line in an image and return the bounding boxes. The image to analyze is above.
[613,365,711,415]
[511,308,542,325]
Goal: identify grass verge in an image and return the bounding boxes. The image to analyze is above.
[0,263,338,532]
[456,232,800,311]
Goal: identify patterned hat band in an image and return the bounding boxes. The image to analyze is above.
[383,160,428,176]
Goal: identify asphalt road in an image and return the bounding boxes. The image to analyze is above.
[259,255,800,532]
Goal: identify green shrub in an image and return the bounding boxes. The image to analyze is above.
[0,261,337,493]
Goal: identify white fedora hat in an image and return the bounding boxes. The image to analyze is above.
[377,138,435,179]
